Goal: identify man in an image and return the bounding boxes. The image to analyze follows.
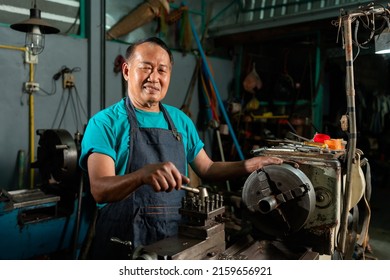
[79,37,282,259]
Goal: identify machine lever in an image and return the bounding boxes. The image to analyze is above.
[181,185,209,199]
[181,185,200,193]
[110,237,132,247]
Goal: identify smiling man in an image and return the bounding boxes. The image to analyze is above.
[79,37,282,259]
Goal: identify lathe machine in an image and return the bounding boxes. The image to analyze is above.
[128,142,370,260]
[0,129,94,259]
[0,129,370,260]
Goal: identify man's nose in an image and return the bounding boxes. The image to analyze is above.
[148,69,159,82]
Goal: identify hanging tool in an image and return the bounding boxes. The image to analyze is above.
[106,0,171,40]
[179,6,193,54]
[243,62,262,94]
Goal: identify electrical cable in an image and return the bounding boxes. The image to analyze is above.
[50,66,87,131]
[57,89,72,129]
[39,79,57,96]
[64,7,80,35]
[51,88,65,129]
[73,85,88,122]
[69,87,80,132]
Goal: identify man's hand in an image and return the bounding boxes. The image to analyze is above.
[244,156,283,173]
[140,161,190,192]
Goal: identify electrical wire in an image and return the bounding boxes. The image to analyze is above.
[51,88,66,129]
[50,66,87,131]
[73,85,88,125]
[38,79,57,96]
[337,3,390,62]
[64,7,80,35]
[69,88,79,131]
[57,88,72,129]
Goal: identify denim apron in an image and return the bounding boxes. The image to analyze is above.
[90,97,186,259]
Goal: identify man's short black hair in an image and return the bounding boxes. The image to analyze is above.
[125,37,174,65]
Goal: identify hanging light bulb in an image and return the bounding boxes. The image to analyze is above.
[25,25,45,55]
[10,3,59,55]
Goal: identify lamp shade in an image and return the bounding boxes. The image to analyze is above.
[10,7,60,34]
[375,28,390,54]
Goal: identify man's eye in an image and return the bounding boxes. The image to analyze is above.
[141,67,152,72]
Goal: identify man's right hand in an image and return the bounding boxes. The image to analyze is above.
[140,162,190,192]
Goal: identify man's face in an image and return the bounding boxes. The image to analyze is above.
[123,42,172,111]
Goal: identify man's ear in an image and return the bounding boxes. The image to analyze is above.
[122,62,129,79]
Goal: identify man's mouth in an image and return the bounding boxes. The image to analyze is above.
[143,84,160,92]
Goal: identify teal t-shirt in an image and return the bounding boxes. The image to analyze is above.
[79,98,204,176]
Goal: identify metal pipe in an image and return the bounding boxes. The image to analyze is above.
[29,62,35,188]
[258,196,279,214]
[100,0,106,109]
[79,0,86,38]
[0,44,35,188]
[338,14,357,256]
[0,45,26,52]
[208,0,236,25]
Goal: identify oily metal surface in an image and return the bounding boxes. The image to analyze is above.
[242,164,316,237]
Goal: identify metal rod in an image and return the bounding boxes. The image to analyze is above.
[181,185,200,194]
[100,0,106,110]
[338,14,357,257]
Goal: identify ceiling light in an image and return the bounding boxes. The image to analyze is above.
[10,3,59,55]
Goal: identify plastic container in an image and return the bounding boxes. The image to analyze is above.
[324,139,343,150]
[313,133,331,143]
